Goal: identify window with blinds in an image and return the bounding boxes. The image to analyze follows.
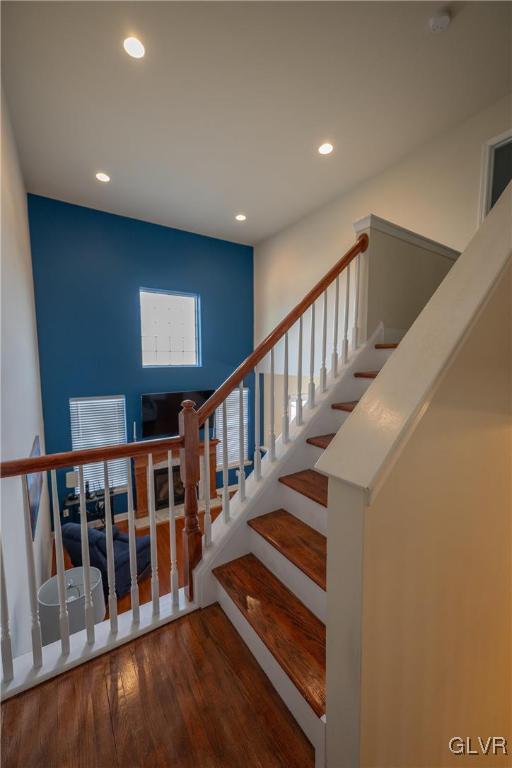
[215,388,249,469]
[69,395,128,492]
[140,289,200,367]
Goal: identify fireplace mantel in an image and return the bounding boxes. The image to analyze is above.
[133,439,219,519]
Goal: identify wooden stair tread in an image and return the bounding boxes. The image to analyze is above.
[213,553,325,716]
[331,400,359,412]
[354,370,379,378]
[306,433,335,450]
[279,469,328,507]
[375,342,398,349]
[248,509,326,590]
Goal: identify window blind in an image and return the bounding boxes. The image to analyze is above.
[69,395,128,492]
[215,388,249,468]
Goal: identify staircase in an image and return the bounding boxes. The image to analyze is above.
[2,195,507,766]
[207,344,398,766]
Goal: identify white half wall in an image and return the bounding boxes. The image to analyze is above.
[357,261,511,767]
[254,94,511,344]
[1,92,51,656]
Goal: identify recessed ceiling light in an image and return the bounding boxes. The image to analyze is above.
[95,172,111,183]
[235,213,247,222]
[123,37,145,59]
[318,142,334,156]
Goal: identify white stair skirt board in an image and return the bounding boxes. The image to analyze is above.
[216,582,326,768]
[1,588,195,701]
[248,528,326,622]
[194,322,387,608]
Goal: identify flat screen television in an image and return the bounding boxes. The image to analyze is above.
[141,390,214,439]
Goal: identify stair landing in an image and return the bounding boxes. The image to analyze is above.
[0,604,313,768]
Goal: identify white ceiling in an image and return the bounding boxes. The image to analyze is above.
[2,1,511,245]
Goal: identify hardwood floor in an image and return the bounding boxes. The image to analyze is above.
[54,508,221,616]
[306,433,335,450]
[278,468,328,507]
[213,554,325,717]
[1,604,314,768]
[248,509,326,590]
[331,400,359,412]
[353,370,379,378]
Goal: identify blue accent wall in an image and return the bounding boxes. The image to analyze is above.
[28,195,254,508]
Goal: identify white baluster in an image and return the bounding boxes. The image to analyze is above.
[297,315,303,426]
[50,470,70,655]
[254,367,261,480]
[222,399,230,522]
[167,450,179,605]
[320,290,328,392]
[0,537,14,682]
[147,455,160,616]
[332,275,340,377]
[308,302,316,408]
[125,459,140,623]
[269,347,276,460]
[203,420,212,547]
[21,474,43,665]
[342,265,351,364]
[352,254,361,348]
[238,382,246,501]
[102,463,118,634]
[78,466,95,645]
[282,333,289,443]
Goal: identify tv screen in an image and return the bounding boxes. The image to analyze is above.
[141,390,214,439]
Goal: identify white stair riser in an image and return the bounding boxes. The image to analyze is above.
[196,325,386,605]
[249,529,326,622]
[216,582,326,766]
[277,483,328,535]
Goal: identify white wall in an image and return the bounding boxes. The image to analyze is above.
[357,261,511,767]
[1,93,51,656]
[321,186,512,768]
[254,95,511,343]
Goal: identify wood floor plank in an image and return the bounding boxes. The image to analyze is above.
[53,508,221,617]
[1,605,313,768]
[354,370,379,378]
[248,509,326,590]
[279,468,328,507]
[192,605,313,767]
[375,342,398,349]
[306,433,335,449]
[331,400,359,412]
[213,554,325,717]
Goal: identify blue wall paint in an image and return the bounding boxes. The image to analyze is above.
[28,195,254,509]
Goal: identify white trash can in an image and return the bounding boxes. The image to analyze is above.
[38,566,106,646]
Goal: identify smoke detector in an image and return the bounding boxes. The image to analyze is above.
[429,11,451,33]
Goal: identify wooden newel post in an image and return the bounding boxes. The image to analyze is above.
[179,399,202,601]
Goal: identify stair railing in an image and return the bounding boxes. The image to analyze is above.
[180,233,369,596]
[0,233,367,693]
[0,433,186,689]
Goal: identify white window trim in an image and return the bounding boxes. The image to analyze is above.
[478,128,512,225]
[139,288,201,369]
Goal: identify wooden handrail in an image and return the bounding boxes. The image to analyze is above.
[0,232,368,607]
[0,435,184,479]
[196,233,369,424]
